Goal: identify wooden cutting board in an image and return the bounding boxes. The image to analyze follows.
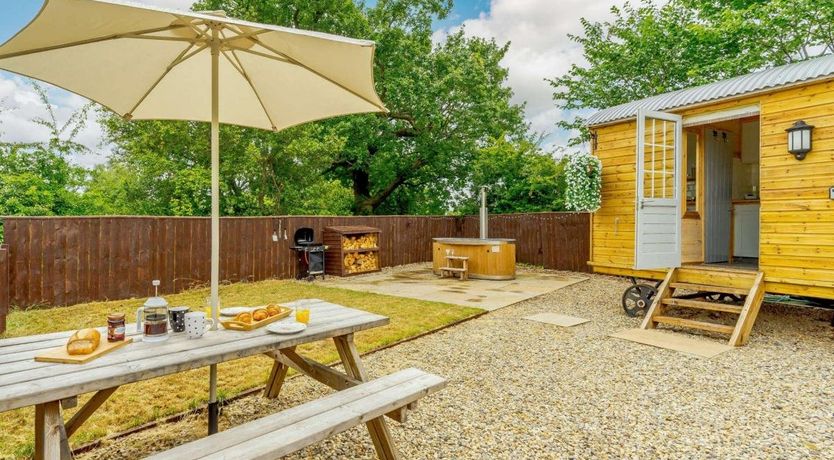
[35,337,133,364]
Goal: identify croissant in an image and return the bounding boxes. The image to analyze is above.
[252,308,269,322]
[235,312,252,324]
[266,305,281,317]
[67,329,101,355]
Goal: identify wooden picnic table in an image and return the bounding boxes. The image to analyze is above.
[0,299,393,460]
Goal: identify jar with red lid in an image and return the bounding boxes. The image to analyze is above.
[107,312,126,342]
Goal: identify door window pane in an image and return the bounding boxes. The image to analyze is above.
[642,117,676,199]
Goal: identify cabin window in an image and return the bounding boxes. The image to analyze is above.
[684,131,699,217]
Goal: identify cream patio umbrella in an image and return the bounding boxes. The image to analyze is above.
[0,0,386,433]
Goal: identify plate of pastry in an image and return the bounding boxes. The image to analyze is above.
[219,304,292,331]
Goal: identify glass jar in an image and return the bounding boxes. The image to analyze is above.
[107,312,126,342]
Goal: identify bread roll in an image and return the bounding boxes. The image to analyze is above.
[67,328,101,355]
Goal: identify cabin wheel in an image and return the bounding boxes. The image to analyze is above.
[622,284,657,317]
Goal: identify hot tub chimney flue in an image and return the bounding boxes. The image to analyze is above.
[479,186,488,239]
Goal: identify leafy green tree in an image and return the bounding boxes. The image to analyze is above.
[98,113,351,216]
[686,0,834,63]
[457,138,567,214]
[0,83,91,216]
[72,163,137,215]
[551,0,834,145]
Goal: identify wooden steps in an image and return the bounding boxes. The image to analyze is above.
[652,316,736,335]
[661,298,743,314]
[641,267,766,346]
[668,282,750,296]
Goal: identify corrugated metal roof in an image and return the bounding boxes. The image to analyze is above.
[585,53,834,127]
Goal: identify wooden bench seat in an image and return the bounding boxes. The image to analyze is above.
[147,368,446,460]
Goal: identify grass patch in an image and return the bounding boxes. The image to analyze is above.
[0,279,481,458]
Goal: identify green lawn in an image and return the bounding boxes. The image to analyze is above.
[0,279,482,459]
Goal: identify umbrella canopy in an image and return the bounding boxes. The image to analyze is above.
[0,0,386,435]
[0,0,386,129]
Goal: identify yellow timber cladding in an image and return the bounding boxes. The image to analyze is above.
[590,79,834,299]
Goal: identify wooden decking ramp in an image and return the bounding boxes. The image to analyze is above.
[641,266,766,346]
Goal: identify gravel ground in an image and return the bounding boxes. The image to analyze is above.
[79,273,834,459]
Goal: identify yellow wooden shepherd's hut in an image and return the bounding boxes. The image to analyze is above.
[585,54,834,346]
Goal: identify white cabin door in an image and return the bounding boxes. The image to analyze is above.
[635,109,682,270]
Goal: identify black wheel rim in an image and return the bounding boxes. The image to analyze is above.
[622,284,656,317]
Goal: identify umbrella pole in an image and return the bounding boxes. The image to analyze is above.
[208,26,220,436]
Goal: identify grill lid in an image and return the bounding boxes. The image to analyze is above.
[293,227,315,245]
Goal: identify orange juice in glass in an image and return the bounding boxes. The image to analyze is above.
[295,308,310,324]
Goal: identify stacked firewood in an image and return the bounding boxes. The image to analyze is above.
[342,234,378,250]
[343,252,379,274]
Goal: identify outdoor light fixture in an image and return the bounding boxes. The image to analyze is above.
[786,120,814,160]
[590,131,599,151]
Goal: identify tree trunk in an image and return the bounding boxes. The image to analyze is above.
[351,168,373,215]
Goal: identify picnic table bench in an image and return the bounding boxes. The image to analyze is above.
[0,299,442,459]
[148,368,446,459]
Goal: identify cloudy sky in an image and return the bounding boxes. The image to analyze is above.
[0,0,621,166]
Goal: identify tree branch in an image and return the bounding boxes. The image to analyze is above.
[361,157,427,211]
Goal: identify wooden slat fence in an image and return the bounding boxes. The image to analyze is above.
[0,245,8,333]
[0,213,589,332]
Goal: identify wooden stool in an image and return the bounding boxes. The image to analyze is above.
[440,255,469,281]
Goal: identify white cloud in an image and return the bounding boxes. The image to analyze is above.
[0,72,110,167]
[434,0,624,152]
[0,0,193,167]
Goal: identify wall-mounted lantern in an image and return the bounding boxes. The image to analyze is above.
[786,120,814,160]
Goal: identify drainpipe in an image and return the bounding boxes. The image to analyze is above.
[479,187,488,239]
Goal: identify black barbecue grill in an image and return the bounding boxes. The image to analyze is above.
[290,227,327,280]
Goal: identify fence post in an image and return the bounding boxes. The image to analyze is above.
[0,244,8,334]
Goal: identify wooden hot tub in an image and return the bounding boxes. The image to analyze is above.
[432,238,516,280]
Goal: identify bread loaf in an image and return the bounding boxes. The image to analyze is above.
[67,328,101,355]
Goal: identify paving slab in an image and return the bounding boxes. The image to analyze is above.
[318,265,587,311]
[525,312,590,327]
[610,328,734,358]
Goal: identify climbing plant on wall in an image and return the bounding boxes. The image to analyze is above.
[564,152,602,211]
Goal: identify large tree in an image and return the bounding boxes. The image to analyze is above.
[551,0,834,145]
[100,0,528,215]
